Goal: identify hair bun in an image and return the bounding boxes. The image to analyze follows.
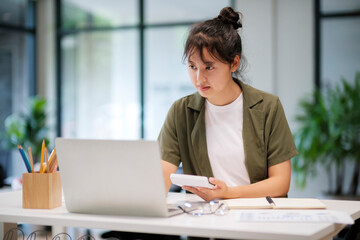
[217,7,242,30]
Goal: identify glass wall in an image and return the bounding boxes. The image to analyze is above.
[59,0,231,140]
[144,27,191,139]
[145,0,231,24]
[62,0,138,29]
[0,0,36,177]
[61,31,140,139]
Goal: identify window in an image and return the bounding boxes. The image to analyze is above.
[58,0,232,140]
[0,0,36,177]
[316,0,360,88]
[61,30,140,139]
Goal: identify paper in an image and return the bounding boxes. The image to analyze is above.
[221,197,327,209]
[271,198,327,209]
[235,210,354,224]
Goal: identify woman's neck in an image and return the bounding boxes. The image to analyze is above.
[207,79,242,106]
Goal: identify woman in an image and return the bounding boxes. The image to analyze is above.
[158,7,298,201]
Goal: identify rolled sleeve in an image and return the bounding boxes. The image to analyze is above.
[267,99,299,167]
[157,102,181,167]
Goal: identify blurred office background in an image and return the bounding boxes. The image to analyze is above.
[0,0,359,199]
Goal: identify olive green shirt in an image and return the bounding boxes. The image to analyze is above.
[158,79,298,184]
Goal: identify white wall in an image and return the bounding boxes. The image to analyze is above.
[234,0,331,197]
[237,0,275,93]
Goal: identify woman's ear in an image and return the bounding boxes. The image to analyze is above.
[231,55,240,72]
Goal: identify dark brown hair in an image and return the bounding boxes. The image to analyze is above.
[183,7,245,77]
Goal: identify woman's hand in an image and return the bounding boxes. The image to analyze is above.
[182,177,229,202]
[182,160,291,201]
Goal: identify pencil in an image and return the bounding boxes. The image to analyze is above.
[40,140,45,173]
[18,145,31,173]
[51,155,58,172]
[48,149,56,164]
[28,146,34,173]
[44,147,49,173]
[48,153,58,173]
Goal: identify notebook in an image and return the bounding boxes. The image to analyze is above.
[55,138,183,217]
[220,197,327,209]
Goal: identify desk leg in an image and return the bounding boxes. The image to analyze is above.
[0,222,18,238]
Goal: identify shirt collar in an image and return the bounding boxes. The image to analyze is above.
[187,78,263,111]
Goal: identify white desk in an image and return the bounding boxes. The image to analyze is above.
[0,191,359,240]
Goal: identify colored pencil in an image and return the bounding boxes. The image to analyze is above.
[44,147,49,173]
[18,145,31,173]
[40,140,45,173]
[28,146,34,172]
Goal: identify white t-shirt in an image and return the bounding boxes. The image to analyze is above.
[205,93,250,187]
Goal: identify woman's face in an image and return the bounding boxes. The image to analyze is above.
[187,48,240,106]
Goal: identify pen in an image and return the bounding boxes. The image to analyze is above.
[266,196,276,206]
[18,145,32,173]
[28,146,34,172]
[40,140,45,173]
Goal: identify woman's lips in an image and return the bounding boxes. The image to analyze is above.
[199,86,210,91]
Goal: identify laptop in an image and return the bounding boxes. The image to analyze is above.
[55,138,183,217]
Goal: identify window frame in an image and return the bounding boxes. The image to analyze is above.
[314,0,360,89]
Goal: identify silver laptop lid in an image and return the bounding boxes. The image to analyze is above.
[55,138,169,217]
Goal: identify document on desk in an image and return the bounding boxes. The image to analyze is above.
[220,197,327,209]
[235,210,354,224]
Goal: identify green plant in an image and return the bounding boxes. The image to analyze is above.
[293,72,360,196]
[0,96,49,162]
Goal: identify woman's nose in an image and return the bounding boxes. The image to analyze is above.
[196,70,206,83]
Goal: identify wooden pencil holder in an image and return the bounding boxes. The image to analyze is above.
[22,172,62,209]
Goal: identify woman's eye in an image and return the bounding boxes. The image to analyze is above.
[206,66,214,70]
[189,65,196,70]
